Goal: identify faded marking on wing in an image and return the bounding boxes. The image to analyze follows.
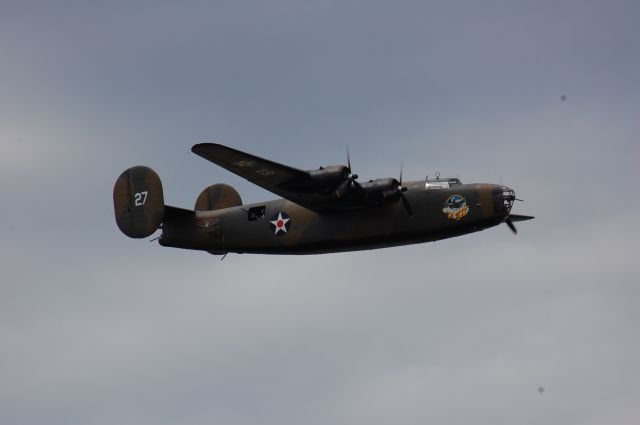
[192,143,309,190]
[192,143,379,213]
[193,143,334,212]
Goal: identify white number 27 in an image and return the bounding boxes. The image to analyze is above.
[134,191,148,206]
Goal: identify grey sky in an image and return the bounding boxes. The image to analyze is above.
[1,1,639,424]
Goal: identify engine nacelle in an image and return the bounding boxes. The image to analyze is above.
[360,178,401,203]
[308,165,350,186]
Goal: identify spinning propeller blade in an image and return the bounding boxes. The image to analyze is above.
[398,162,413,217]
[335,149,359,198]
[505,217,517,234]
[401,192,413,216]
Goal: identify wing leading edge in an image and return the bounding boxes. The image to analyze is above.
[192,143,335,212]
[192,143,309,190]
[192,143,412,213]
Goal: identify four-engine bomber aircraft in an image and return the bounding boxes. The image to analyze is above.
[113,143,533,255]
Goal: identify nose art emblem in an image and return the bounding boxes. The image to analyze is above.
[442,195,469,220]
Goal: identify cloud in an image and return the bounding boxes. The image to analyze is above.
[1,0,639,424]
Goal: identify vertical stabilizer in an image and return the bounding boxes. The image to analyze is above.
[113,166,164,238]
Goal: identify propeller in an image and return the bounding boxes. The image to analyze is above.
[503,213,534,235]
[397,163,413,217]
[346,148,358,182]
[334,148,360,198]
[505,216,517,234]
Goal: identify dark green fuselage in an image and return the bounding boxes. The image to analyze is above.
[159,181,512,255]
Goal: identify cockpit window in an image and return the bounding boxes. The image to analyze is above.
[425,181,449,189]
[425,178,462,189]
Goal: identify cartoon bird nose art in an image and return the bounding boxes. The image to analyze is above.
[442,194,469,221]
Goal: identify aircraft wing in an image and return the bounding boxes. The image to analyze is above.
[192,143,335,211]
[192,143,310,189]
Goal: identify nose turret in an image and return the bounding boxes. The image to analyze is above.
[491,185,534,234]
[493,186,516,219]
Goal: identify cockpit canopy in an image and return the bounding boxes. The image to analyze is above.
[425,177,462,190]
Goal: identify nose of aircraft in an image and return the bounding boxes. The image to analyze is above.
[493,184,530,234]
[494,185,516,219]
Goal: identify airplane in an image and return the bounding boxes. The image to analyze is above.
[113,143,533,255]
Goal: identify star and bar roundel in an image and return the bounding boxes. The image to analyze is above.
[270,211,291,236]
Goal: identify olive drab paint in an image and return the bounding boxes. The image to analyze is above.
[195,184,242,211]
[113,166,164,238]
[113,144,533,254]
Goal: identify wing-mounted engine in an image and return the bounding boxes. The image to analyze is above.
[278,165,352,195]
[195,184,242,211]
[358,177,412,215]
[113,166,165,238]
[360,178,403,202]
[190,143,411,213]
[308,165,350,186]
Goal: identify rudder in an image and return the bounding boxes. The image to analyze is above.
[195,183,242,211]
[113,165,164,238]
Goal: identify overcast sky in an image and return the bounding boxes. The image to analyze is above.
[1,1,639,424]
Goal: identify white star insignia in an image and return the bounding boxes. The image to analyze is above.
[270,212,290,235]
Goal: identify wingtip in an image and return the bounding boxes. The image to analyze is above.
[192,142,229,155]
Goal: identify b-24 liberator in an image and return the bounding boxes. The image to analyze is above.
[113,144,533,255]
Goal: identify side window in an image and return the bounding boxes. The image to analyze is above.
[425,182,449,190]
[248,206,266,221]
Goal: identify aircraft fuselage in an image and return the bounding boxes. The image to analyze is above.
[159,181,513,255]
